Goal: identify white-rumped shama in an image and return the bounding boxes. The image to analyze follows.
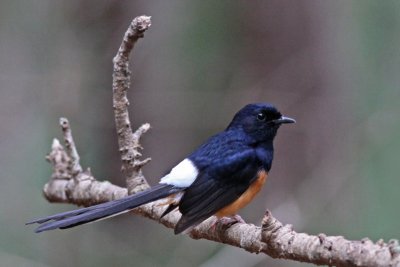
[27,103,295,234]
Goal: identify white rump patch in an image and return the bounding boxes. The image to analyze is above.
[159,159,198,187]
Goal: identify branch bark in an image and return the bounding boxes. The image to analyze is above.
[40,15,400,267]
[112,15,151,195]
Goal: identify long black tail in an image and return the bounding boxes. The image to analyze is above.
[27,184,183,233]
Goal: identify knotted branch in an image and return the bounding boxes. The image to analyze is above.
[39,15,400,267]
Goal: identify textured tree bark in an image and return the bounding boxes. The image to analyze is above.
[112,16,151,195]
[40,15,400,267]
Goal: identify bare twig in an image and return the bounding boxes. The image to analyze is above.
[59,117,82,177]
[39,15,400,266]
[112,15,152,194]
[44,119,121,206]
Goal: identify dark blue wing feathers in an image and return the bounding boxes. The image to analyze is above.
[175,148,260,234]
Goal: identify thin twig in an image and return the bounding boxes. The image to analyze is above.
[112,15,152,194]
[59,117,82,177]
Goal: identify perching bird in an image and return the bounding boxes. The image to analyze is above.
[27,103,295,234]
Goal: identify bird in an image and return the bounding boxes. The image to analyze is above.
[27,103,295,234]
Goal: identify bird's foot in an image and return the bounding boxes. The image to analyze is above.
[231,214,246,224]
[209,215,246,232]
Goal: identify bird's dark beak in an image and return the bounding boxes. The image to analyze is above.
[273,116,296,125]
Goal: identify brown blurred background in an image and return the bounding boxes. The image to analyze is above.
[1,1,400,266]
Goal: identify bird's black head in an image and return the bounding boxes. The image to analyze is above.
[227,103,295,143]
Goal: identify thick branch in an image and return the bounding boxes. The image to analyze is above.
[39,15,400,267]
[112,15,152,194]
[261,211,400,266]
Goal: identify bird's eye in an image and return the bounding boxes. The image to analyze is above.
[257,112,266,121]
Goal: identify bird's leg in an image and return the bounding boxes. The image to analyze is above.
[209,214,246,231]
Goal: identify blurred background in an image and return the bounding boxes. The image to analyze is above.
[1,0,399,266]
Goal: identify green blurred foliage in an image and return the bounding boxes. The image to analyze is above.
[354,0,400,240]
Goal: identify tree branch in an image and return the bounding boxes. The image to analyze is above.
[261,211,400,266]
[112,15,152,194]
[39,15,400,267]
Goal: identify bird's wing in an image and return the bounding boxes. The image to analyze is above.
[175,148,260,234]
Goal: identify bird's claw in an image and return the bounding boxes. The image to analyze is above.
[209,215,246,232]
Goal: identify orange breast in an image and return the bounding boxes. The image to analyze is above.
[215,170,268,218]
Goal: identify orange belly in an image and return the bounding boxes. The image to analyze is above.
[215,170,268,218]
